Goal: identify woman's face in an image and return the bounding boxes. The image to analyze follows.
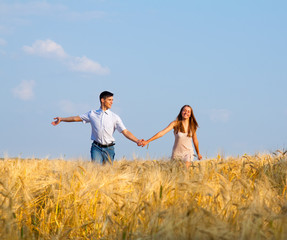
[181,106,191,119]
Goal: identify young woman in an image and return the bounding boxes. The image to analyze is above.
[141,105,202,167]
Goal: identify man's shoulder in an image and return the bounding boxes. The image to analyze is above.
[107,109,121,119]
[80,110,97,117]
[85,109,97,114]
[107,110,125,129]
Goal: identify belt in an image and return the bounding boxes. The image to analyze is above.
[93,141,115,148]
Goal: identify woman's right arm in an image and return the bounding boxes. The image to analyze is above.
[51,116,82,126]
[141,121,176,147]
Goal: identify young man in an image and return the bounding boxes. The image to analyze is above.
[52,91,142,164]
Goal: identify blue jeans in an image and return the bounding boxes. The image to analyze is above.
[90,142,115,164]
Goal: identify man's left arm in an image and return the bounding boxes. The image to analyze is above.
[121,129,142,145]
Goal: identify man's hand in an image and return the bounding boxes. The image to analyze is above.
[51,117,61,126]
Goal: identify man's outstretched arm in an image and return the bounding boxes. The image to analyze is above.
[51,116,82,126]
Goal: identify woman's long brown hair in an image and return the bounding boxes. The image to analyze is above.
[174,105,199,137]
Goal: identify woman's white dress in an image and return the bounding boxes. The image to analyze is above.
[171,131,194,162]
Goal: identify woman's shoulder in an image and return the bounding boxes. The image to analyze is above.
[169,120,177,126]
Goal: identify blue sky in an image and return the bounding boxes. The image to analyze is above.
[0,0,286,160]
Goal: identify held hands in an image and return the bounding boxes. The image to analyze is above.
[141,140,149,147]
[51,117,61,126]
[137,139,144,146]
[136,139,149,147]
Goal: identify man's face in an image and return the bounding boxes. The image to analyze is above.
[101,96,113,109]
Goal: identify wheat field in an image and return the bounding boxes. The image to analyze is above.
[0,151,286,239]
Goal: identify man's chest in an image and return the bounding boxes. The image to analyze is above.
[90,113,115,130]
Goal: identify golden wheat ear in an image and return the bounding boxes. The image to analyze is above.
[1,154,286,239]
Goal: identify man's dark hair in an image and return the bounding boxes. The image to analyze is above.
[99,91,114,101]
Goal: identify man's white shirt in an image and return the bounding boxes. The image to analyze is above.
[80,108,126,145]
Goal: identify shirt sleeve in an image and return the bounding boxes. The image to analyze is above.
[79,111,91,124]
[115,115,126,133]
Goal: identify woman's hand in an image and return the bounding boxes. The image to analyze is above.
[197,153,202,160]
[141,140,149,147]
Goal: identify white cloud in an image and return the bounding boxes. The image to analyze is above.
[23,39,67,59]
[0,1,107,37]
[68,56,110,75]
[23,39,110,75]
[12,80,35,101]
[0,2,106,41]
[209,108,231,123]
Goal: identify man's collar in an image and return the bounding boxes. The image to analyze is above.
[97,108,110,114]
